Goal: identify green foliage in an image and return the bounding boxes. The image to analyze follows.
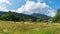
[52,9,60,22]
[0,11,37,22]
[0,10,50,22]
[0,11,20,21]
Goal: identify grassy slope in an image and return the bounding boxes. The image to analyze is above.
[0,21,60,34]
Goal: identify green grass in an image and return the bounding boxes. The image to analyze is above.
[0,21,60,34]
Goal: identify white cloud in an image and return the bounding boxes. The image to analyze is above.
[0,0,55,17]
[47,9,55,17]
[0,10,15,12]
[0,0,11,11]
[16,0,55,17]
[0,0,11,5]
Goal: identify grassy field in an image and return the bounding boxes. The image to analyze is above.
[0,21,60,34]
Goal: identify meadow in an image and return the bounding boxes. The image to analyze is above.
[0,21,60,34]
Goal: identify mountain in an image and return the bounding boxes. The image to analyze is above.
[0,11,51,21]
[12,12,38,19]
[0,11,7,15]
[0,11,38,21]
[31,13,51,20]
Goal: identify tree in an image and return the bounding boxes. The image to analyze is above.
[52,9,60,22]
[0,11,20,22]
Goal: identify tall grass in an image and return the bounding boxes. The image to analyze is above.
[0,21,60,34]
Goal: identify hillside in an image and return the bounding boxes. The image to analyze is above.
[0,11,38,22]
[32,13,51,20]
[0,11,51,21]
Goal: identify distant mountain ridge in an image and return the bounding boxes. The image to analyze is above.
[31,13,51,20]
[0,11,38,20]
[0,11,7,15]
[0,11,51,20]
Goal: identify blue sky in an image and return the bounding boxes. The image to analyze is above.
[44,0,60,10]
[0,0,60,17]
[7,0,26,10]
[6,0,60,10]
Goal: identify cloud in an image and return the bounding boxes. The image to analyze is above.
[47,9,55,17]
[0,0,11,11]
[0,0,11,5]
[0,0,55,17]
[16,0,55,17]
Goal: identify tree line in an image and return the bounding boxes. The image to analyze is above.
[0,11,38,22]
[0,11,20,22]
[0,11,48,22]
[52,9,60,22]
[0,9,60,23]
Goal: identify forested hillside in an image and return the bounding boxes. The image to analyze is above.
[0,11,51,22]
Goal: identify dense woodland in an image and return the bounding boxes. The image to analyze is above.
[0,9,60,23]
